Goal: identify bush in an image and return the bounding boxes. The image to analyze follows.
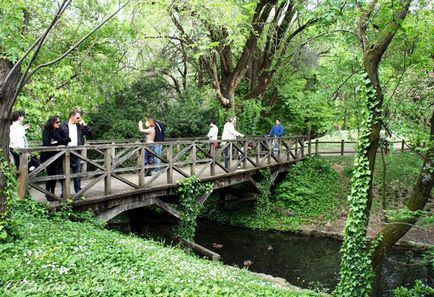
[274,156,338,220]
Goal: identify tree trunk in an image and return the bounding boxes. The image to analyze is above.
[371,111,434,268]
[0,58,20,213]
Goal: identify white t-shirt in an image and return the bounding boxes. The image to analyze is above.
[10,122,27,148]
[207,124,219,140]
[68,122,78,146]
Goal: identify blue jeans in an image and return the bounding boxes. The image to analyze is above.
[153,144,162,172]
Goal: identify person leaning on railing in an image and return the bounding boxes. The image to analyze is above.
[41,116,71,201]
[268,119,284,156]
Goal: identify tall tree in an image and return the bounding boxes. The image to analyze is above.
[169,0,317,110]
[0,0,130,214]
[335,0,413,295]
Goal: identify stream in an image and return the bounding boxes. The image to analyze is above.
[110,215,432,296]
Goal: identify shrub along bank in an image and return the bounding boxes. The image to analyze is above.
[0,199,320,297]
[202,157,339,230]
[201,153,424,231]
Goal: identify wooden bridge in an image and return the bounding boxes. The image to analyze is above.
[15,136,409,222]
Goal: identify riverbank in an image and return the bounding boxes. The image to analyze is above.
[0,199,322,296]
[201,153,434,247]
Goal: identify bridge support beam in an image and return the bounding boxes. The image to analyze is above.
[97,199,157,222]
[97,197,181,222]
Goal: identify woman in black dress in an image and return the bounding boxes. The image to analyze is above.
[41,116,70,200]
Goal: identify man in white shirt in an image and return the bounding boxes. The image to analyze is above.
[221,116,244,169]
[9,111,29,169]
[59,108,94,195]
[207,118,219,154]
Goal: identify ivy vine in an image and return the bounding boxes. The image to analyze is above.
[334,73,380,296]
[174,176,213,241]
[0,152,18,242]
[255,169,272,224]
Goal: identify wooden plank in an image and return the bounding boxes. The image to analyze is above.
[63,150,71,200]
[17,152,29,199]
[190,142,197,176]
[167,144,173,184]
[138,147,145,187]
[105,148,112,195]
[155,198,180,219]
[341,139,345,156]
[72,174,106,200]
[28,151,64,178]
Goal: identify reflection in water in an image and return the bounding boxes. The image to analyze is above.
[194,220,432,296]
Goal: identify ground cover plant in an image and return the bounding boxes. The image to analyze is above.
[0,198,320,297]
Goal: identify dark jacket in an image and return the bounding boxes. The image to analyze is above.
[40,128,71,162]
[59,121,94,146]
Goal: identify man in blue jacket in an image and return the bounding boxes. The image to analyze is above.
[268,119,284,156]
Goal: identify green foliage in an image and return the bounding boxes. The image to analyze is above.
[254,169,272,227]
[90,76,173,139]
[275,156,338,220]
[0,199,317,296]
[0,152,18,242]
[164,87,223,138]
[174,176,213,241]
[393,280,434,297]
[334,73,380,296]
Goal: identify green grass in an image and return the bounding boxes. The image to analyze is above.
[0,200,320,297]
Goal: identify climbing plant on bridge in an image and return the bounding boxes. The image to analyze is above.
[174,176,213,241]
[255,169,272,226]
[333,73,379,296]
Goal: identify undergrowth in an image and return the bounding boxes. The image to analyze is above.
[0,198,319,296]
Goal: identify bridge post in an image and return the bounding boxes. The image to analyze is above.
[341,139,345,156]
[167,144,173,183]
[228,142,233,172]
[243,140,248,169]
[295,140,299,159]
[308,139,312,156]
[63,150,71,200]
[256,141,260,165]
[286,140,291,161]
[315,139,319,155]
[138,147,145,187]
[105,147,112,195]
[81,149,87,174]
[190,142,196,176]
[267,139,272,164]
[210,143,216,176]
[17,151,29,199]
[300,137,305,157]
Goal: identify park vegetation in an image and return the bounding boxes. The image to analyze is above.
[0,0,433,296]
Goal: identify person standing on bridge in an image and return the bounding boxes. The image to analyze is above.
[60,109,94,196]
[207,118,219,154]
[138,117,155,176]
[222,116,244,170]
[149,115,165,174]
[268,119,284,156]
[41,116,71,201]
[9,111,30,169]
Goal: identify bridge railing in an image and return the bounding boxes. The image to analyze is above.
[15,136,308,201]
